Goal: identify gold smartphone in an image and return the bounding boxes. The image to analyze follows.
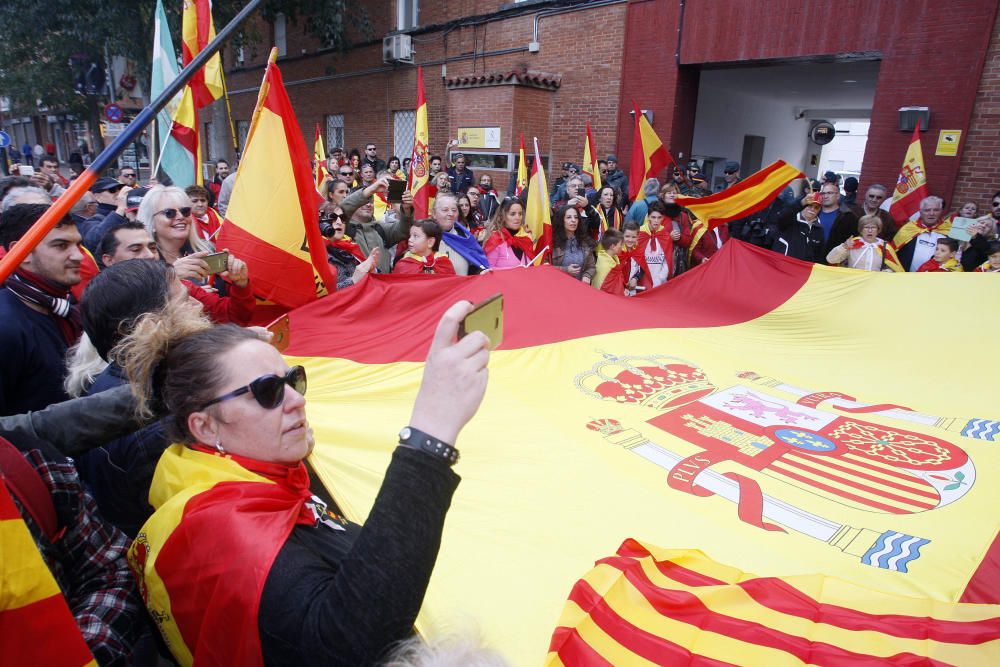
[267,315,291,352]
[458,293,503,350]
[203,250,230,274]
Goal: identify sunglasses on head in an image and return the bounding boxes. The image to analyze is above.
[158,207,192,219]
[200,366,307,411]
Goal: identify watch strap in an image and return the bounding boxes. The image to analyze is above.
[398,426,460,466]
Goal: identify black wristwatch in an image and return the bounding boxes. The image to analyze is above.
[398,426,460,466]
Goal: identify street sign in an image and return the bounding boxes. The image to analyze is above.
[0,131,10,148]
[104,103,125,123]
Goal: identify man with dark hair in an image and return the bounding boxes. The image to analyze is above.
[447,152,474,194]
[38,155,68,196]
[208,159,230,202]
[429,155,442,177]
[605,154,628,196]
[362,142,386,173]
[98,220,159,266]
[0,203,84,415]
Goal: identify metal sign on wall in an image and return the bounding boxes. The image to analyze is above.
[457,127,501,149]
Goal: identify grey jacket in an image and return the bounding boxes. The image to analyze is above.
[340,189,413,273]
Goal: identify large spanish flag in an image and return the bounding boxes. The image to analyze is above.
[628,102,669,200]
[216,50,336,307]
[0,480,96,666]
[888,121,929,224]
[525,137,552,264]
[679,160,804,255]
[408,67,431,220]
[583,122,602,191]
[181,0,225,109]
[280,241,1000,664]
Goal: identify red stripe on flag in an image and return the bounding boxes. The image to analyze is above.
[170,123,198,155]
[769,465,912,514]
[785,453,940,501]
[282,242,813,362]
[775,457,937,509]
[962,531,1000,604]
[217,218,319,309]
[569,579,737,666]
[602,559,953,667]
[617,540,1000,644]
[548,626,616,666]
[0,596,96,665]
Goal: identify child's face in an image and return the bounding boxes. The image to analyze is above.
[933,243,955,263]
[608,241,623,256]
[647,212,665,232]
[623,230,638,248]
[408,227,433,256]
[989,252,1000,270]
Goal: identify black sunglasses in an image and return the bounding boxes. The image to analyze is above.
[201,366,307,411]
[158,207,192,219]
[121,173,136,178]
[339,171,354,176]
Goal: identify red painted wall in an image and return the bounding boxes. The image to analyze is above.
[619,0,1000,203]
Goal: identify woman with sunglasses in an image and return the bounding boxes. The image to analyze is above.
[138,185,252,299]
[119,300,490,667]
[319,200,379,289]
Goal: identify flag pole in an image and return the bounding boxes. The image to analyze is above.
[220,67,240,154]
[0,0,265,284]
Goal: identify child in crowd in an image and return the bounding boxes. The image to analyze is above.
[636,201,673,289]
[619,220,644,295]
[973,240,1000,272]
[917,237,963,272]
[393,220,456,275]
[592,229,626,295]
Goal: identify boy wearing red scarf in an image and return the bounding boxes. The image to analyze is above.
[917,238,964,273]
[0,204,84,415]
[393,220,456,275]
[619,221,645,295]
[635,200,674,289]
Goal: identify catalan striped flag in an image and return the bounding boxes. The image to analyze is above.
[547,539,1000,665]
[515,133,528,197]
[678,160,803,257]
[628,102,669,201]
[216,50,336,307]
[313,122,329,192]
[0,481,96,666]
[181,0,225,109]
[525,137,551,263]
[583,123,602,191]
[408,66,431,220]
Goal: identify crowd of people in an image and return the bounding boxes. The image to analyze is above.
[0,139,996,665]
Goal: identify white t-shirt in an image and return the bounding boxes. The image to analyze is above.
[645,237,670,286]
[908,231,944,272]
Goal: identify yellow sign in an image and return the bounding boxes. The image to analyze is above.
[457,127,500,149]
[935,130,961,156]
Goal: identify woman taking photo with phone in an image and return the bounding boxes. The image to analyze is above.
[119,301,491,667]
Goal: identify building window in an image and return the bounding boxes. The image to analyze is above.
[274,13,287,57]
[393,110,415,162]
[236,120,250,154]
[325,114,345,154]
[397,0,418,31]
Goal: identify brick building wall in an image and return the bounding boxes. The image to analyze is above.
[220,0,628,191]
[953,6,1000,209]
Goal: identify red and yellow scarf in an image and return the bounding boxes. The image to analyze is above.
[129,445,323,666]
[891,217,952,250]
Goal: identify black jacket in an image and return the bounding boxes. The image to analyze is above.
[773,210,825,263]
[259,447,459,666]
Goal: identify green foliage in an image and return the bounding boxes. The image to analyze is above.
[0,0,370,115]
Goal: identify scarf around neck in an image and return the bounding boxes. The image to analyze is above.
[443,222,489,269]
[6,269,82,345]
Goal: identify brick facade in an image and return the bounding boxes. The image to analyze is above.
[215,0,1000,204]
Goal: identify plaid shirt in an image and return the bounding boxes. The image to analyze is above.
[16,447,141,666]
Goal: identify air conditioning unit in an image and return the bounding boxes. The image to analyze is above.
[383,34,414,64]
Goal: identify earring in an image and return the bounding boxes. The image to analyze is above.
[214,438,225,454]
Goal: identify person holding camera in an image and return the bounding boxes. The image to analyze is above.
[318,201,379,289]
[333,176,413,274]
